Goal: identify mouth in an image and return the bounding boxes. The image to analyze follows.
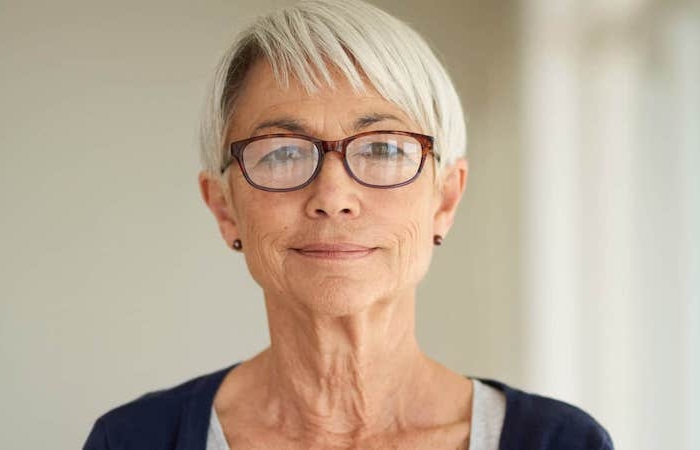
[292,243,377,260]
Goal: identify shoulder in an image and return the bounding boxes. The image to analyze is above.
[83,365,235,450]
[479,379,614,450]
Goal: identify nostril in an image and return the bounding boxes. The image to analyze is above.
[312,207,353,217]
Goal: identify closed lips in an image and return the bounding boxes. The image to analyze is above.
[293,243,376,258]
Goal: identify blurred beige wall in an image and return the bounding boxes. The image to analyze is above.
[0,1,523,448]
[519,1,700,448]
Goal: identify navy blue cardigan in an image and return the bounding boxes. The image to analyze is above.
[83,364,613,450]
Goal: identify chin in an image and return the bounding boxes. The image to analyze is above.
[291,280,392,317]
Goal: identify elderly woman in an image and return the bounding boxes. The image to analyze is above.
[84,1,612,449]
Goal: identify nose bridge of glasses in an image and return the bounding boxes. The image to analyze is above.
[318,138,345,155]
[313,138,356,186]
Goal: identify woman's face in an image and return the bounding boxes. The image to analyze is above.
[201,60,466,316]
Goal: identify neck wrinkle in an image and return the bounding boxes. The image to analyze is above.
[260,291,429,443]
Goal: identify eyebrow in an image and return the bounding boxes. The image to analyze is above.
[352,113,403,130]
[250,113,404,136]
[252,118,308,135]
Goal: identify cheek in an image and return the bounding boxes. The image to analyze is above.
[379,194,436,282]
[235,197,293,292]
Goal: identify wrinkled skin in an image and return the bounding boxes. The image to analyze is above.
[199,59,471,449]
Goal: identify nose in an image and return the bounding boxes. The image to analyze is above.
[304,152,361,220]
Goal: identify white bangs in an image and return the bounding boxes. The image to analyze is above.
[199,0,466,179]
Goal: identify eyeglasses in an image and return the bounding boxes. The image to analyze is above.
[221,130,437,192]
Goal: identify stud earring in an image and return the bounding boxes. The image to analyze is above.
[232,239,242,251]
[433,235,443,246]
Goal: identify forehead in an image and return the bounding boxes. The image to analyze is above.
[227,59,420,140]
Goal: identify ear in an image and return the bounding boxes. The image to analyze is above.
[198,171,240,248]
[433,158,468,238]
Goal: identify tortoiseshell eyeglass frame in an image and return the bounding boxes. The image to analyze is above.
[220,130,438,192]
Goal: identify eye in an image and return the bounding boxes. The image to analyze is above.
[259,145,307,164]
[359,141,405,159]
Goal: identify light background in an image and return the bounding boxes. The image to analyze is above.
[1,1,697,449]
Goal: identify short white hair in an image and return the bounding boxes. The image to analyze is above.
[199,0,467,180]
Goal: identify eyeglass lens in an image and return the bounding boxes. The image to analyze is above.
[240,133,424,190]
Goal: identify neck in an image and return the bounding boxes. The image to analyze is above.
[258,291,432,442]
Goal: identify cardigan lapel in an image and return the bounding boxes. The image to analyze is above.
[176,364,240,450]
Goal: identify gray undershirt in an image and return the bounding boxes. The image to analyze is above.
[468,378,506,449]
[206,378,505,450]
